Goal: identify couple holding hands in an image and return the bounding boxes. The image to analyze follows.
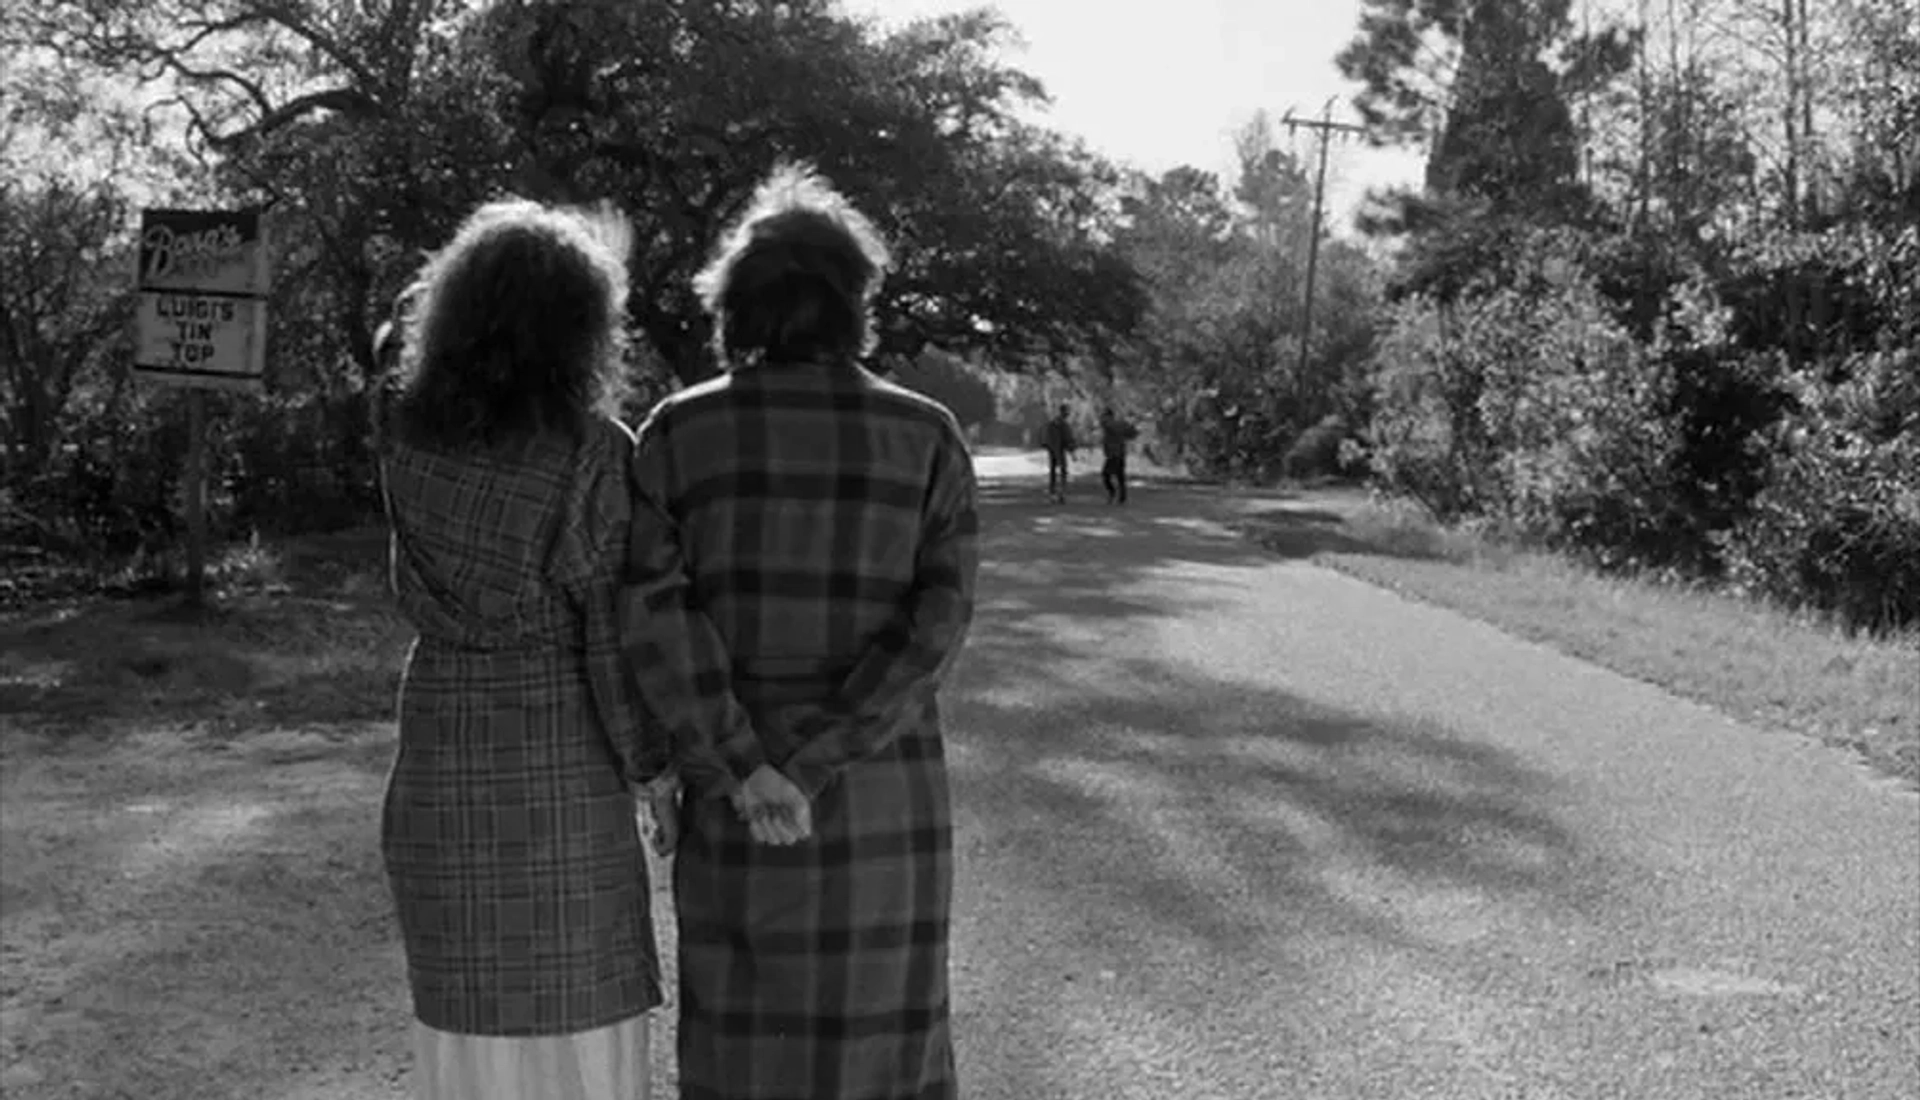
[376,163,978,1100]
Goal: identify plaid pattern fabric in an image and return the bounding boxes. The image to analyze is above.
[380,416,669,1037]
[622,361,979,1100]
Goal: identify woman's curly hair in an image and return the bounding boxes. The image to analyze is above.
[693,162,892,370]
[390,199,634,450]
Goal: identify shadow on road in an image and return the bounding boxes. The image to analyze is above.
[977,472,1445,569]
[946,470,1608,1086]
[1,467,1559,1099]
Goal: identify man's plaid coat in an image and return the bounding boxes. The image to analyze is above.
[379,416,670,1037]
[621,360,980,1100]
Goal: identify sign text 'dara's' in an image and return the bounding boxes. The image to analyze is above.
[137,208,269,297]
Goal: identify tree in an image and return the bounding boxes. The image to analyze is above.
[1232,111,1314,246]
[0,177,135,491]
[0,24,185,546]
[25,0,1147,391]
[1633,60,1761,244]
[1829,0,1919,218]
[1337,0,1634,219]
[889,347,996,429]
[1113,127,1384,476]
[473,0,1147,383]
[22,0,522,384]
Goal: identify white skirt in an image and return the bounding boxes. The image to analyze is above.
[411,1015,651,1100]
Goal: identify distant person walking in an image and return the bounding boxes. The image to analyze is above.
[1042,404,1077,503]
[1100,406,1139,505]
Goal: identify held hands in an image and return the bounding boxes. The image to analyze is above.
[638,774,682,858]
[729,764,813,845]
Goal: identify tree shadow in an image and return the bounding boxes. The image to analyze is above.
[943,472,1617,1092]
[947,656,1605,948]
[979,473,1444,573]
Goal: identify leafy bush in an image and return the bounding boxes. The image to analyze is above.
[1362,298,1483,517]
[1364,231,1718,569]
[1658,345,1794,558]
[216,390,385,536]
[14,383,189,557]
[13,382,386,566]
[889,348,997,429]
[1724,352,1920,635]
[1180,391,1292,483]
[1281,414,1352,480]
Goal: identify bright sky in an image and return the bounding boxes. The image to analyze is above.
[846,0,1429,234]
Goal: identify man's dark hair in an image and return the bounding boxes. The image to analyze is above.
[694,163,892,370]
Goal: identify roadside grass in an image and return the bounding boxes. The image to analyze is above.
[0,527,407,733]
[1221,485,1919,789]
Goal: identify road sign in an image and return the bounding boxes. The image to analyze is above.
[133,208,269,391]
[134,292,269,391]
[132,207,273,605]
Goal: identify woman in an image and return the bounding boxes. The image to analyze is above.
[618,163,980,1100]
[378,198,673,1100]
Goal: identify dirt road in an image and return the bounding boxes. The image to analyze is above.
[2,453,1914,1099]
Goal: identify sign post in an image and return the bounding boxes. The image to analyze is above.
[134,208,271,606]
[185,390,206,604]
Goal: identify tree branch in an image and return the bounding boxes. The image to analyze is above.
[150,54,274,118]
[167,11,269,60]
[209,86,381,147]
[252,0,383,98]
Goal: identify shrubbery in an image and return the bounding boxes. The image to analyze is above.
[12,386,188,557]
[1362,224,1920,634]
[7,384,385,563]
[888,349,997,429]
[216,390,386,537]
[1280,414,1351,480]
[1365,234,1687,555]
[1724,350,1920,634]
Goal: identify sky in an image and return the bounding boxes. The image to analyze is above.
[844,0,1430,234]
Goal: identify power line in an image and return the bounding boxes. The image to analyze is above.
[1278,100,1368,390]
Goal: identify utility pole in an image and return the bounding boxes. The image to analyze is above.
[1279,99,1367,387]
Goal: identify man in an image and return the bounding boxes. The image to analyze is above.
[1042,403,1076,503]
[1100,406,1140,504]
[623,163,978,1100]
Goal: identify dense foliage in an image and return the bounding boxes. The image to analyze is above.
[887,348,997,431]
[1110,128,1381,481]
[1341,0,1918,634]
[3,0,1914,633]
[1,0,1141,560]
